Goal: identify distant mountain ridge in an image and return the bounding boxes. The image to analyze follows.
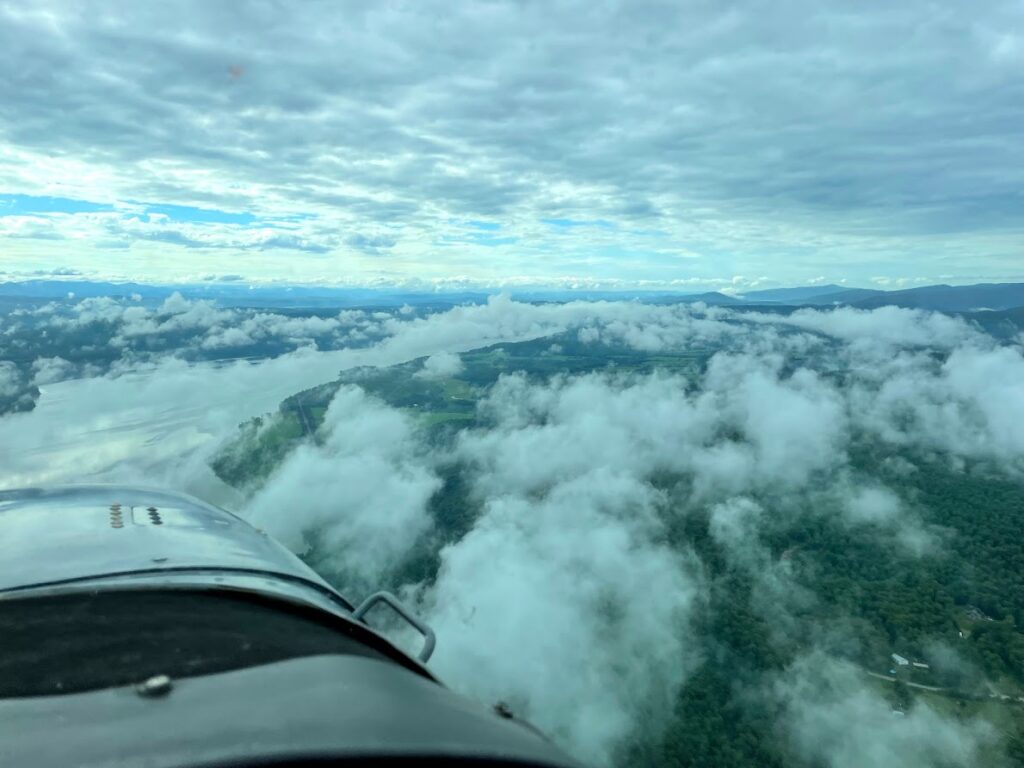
[1,279,1023,314]
[784,287,886,305]
[739,282,1024,313]
[0,280,494,309]
[843,283,1024,312]
[739,284,847,302]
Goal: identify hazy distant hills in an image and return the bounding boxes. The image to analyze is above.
[844,283,1024,312]
[1,279,1023,315]
[738,284,849,303]
[738,282,1024,313]
[0,280,493,309]
[645,291,741,305]
[782,287,886,305]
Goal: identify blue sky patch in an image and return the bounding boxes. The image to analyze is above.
[465,220,501,231]
[0,194,114,216]
[466,232,517,246]
[0,194,259,228]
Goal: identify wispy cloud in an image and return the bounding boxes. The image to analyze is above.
[0,1,1021,284]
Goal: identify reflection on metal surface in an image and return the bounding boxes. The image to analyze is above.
[0,571,359,630]
[136,674,173,698]
[0,486,342,599]
[354,591,437,663]
[0,484,442,685]
[0,485,578,767]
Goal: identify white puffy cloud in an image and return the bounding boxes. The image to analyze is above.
[709,497,765,560]
[419,461,703,766]
[30,356,76,385]
[774,306,982,351]
[116,293,234,339]
[0,361,22,397]
[774,655,993,768]
[456,356,847,505]
[244,386,441,590]
[200,326,255,349]
[415,351,464,379]
[844,485,903,525]
[841,344,1024,470]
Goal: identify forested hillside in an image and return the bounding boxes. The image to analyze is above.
[213,326,1024,767]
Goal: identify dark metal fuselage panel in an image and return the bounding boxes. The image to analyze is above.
[0,654,580,768]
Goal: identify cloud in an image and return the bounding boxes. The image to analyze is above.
[10,292,381,359]
[841,343,1024,468]
[769,306,982,352]
[0,361,22,398]
[444,356,847,506]
[843,485,903,525]
[1,1,1022,284]
[30,356,76,385]
[257,233,333,254]
[415,350,464,379]
[773,654,993,768]
[0,294,616,489]
[2,296,1024,765]
[29,267,81,276]
[127,227,209,249]
[708,497,765,562]
[346,233,398,255]
[418,472,703,767]
[244,386,441,591]
[410,357,848,760]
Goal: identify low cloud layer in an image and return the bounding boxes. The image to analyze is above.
[1,297,1022,765]
[774,654,993,768]
[228,300,1023,762]
[245,386,441,590]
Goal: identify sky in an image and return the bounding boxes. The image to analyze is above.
[0,0,1022,291]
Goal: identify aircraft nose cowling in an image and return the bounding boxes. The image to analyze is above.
[0,485,584,768]
[0,485,351,613]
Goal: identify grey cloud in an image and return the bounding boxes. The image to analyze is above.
[124,228,210,249]
[1,0,1021,269]
[345,233,397,255]
[30,267,81,276]
[258,234,332,254]
[0,360,22,398]
[99,217,338,253]
[30,356,77,385]
[0,359,36,415]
